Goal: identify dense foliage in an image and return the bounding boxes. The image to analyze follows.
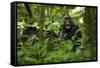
[17,3,97,65]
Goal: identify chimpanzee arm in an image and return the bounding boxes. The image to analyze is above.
[58,24,64,38]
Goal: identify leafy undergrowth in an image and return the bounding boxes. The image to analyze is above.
[17,38,96,65]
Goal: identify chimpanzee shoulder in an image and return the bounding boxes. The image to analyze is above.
[71,24,79,32]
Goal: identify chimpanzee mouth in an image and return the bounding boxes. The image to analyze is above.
[66,25,71,29]
[66,22,70,25]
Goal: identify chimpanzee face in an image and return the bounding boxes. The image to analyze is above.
[64,18,71,29]
[65,19,70,25]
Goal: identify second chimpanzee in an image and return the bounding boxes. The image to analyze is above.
[59,16,82,52]
[21,26,39,43]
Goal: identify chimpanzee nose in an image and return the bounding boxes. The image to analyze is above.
[66,21,70,25]
[66,23,69,25]
[67,21,70,24]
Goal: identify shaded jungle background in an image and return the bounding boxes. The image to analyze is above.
[16,3,97,65]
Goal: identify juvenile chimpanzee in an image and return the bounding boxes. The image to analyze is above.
[43,30,58,39]
[59,16,82,52]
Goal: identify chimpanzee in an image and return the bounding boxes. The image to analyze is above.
[43,30,58,39]
[20,26,58,43]
[59,16,82,52]
[21,26,39,43]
